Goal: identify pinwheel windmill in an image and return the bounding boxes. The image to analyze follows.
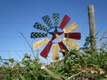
[31,13,81,60]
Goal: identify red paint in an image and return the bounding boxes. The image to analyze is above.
[58,41,68,56]
[64,32,81,40]
[40,41,52,58]
[59,15,70,29]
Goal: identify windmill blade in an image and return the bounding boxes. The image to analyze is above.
[52,44,60,60]
[58,41,68,56]
[40,41,53,58]
[33,38,49,50]
[33,22,48,32]
[42,15,52,27]
[59,15,70,29]
[53,13,60,27]
[64,32,81,40]
[31,32,47,38]
[63,38,80,50]
[63,22,78,33]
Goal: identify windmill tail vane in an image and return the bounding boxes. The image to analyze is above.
[31,13,81,60]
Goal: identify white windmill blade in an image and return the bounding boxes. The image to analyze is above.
[63,22,78,33]
[63,38,80,50]
[52,43,60,60]
[33,37,49,50]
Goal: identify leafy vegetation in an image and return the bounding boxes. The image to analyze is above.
[0,35,107,80]
[0,45,107,80]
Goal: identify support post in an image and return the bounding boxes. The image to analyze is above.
[88,5,97,49]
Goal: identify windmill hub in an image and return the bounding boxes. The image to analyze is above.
[48,27,64,43]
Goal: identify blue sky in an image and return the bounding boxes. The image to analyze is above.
[0,0,107,63]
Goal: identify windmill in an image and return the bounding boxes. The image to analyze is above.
[31,13,81,60]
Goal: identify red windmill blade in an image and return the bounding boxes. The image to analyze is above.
[58,41,69,56]
[59,15,70,29]
[40,41,52,58]
[64,32,81,40]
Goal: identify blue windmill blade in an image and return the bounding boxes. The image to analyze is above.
[42,15,52,27]
[31,32,47,38]
[53,13,60,27]
[33,22,48,32]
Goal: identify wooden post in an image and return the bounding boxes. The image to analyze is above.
[88,5,97,49]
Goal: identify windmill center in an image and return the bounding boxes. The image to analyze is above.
[48,27,64,43]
